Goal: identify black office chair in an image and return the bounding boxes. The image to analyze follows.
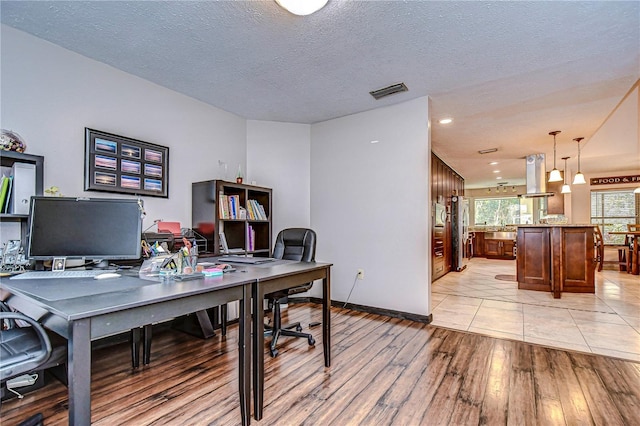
[265,228,317,357]
[1,311,67,425]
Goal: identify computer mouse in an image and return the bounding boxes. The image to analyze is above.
[94,272,122,280]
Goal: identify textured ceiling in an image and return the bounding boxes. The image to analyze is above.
[1,1,639,188]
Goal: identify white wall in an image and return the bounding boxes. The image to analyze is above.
[0,25,247,237]
[310,97,431,316]
[3,25,430,318]
[246,120,311,234]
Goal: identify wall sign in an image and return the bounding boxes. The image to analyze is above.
[84,128,169,198]
[589,175,640,186]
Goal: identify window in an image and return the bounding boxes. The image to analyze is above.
[591,190,639,245]
[474,197,521,226]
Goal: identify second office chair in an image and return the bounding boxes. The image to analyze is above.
[265,228,317,357]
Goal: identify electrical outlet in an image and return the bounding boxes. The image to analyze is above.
[357,269,365,280]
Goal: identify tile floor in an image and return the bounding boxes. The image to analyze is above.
[431,256,640,362]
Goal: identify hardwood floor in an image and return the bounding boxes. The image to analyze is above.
[2,303,639,425]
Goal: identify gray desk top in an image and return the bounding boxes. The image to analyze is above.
[0,272,254,321]
[0,260,332,322]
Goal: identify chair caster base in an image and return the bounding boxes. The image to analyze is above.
[308,336,315,346]
[270,348,278,358]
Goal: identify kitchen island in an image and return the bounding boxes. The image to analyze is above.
[516,225,595,299]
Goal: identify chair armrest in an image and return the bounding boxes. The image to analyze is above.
[1,312,53,381]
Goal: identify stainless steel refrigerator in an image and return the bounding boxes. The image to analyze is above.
[451,195,469,271]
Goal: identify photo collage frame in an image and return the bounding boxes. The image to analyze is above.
[84,128,169,198]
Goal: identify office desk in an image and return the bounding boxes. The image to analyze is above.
[0,273,252,426]
[248,261,332,421]
[609,231,640,275]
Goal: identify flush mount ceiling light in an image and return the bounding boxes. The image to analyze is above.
[478,148,498,154]
[561,156,571,194]
[572,137,586,185]
[548,130,563,182]
[275,0,328,15]
[438,118,453,124]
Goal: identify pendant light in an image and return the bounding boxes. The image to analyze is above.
[561,157,571,194]
[572,137,586,185]
[548,131,563,182]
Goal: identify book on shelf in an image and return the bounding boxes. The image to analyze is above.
[229,195,236,219]
[219,231,229,253]
[0,175,13,214]
[247,225,255,251]
[246,200,256,220]
[248,199,267,220]
[218,193,230,219]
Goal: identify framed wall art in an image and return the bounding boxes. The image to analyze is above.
[84,128,169,198]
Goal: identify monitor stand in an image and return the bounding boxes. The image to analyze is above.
[93,259,110,269]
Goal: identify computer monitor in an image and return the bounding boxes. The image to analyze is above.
[27,196,143,262]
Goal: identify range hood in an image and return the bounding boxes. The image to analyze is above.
[521,154,555,198]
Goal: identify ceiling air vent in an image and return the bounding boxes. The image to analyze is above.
[369,83,408,100]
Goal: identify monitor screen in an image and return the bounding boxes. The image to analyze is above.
[27,196,142,261]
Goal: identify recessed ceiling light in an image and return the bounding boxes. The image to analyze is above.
[438,118,453,124]
[496,176,502,180]
[493,170,500,173]
[370,140,380,144]
[489,161,499,165]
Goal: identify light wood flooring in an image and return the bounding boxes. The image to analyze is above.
[1,303,640,425]
[432,256,640,361]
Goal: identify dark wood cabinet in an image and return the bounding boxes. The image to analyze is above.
[517,225,594,298]
[473,231,485,257]
[431,153,464,281]
[484,238,516,259]
[546,179,564,214]
[192,180,272,256]
[516,227,551,292]
[0,151,44,251]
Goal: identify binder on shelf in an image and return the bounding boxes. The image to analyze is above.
[3,176,13,213]
[10,162,36,215]
[0,175,11,213]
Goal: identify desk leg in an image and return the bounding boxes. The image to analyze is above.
[239,284,251,426]
[68,319,91,426]
[252,282,264,421]
[323,268,331,367]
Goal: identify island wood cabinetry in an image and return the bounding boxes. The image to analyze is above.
[516,225,595,298]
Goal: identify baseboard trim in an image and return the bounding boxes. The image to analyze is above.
[291,297,433,324]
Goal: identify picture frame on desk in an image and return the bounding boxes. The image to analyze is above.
[84,128,169,198]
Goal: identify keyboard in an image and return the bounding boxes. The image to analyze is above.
[11,270,109,280]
